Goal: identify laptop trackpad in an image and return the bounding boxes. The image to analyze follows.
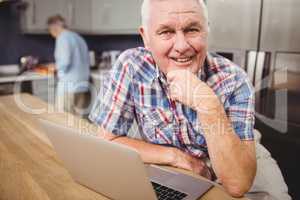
[146,165,179,184]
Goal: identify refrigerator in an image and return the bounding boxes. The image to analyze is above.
[206,0,300,199]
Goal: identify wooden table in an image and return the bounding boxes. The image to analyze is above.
[0,93,248,200]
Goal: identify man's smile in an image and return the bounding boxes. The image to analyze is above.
[170,55,195,65]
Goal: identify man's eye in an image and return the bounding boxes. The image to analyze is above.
[159,30,173,35]
[186,28,199,33]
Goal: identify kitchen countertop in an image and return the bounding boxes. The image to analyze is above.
[0,71,54,84]
[0,69,110,84]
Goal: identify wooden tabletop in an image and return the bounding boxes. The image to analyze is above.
[0,93,247,200]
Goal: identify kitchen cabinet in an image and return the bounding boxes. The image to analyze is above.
[31,77,56,104]
[91,0,142,34]
[21,0,142,34]
[21,0,71,33]
[0,71,55,103]
[21,0,91,34]
[72,0,92,33]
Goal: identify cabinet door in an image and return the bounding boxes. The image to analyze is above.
[91,0,142,34]
[260,0,300,52]
[207,0,261,50]
[71,0,92,32]
[22,0,71,33]
[31,78,56,104]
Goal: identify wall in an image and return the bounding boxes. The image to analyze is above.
[0,2,143,65]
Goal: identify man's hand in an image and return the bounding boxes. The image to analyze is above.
[167,70,257,196]
[45,63,56,69]
[171,148,212,180]
[166,70,220,113]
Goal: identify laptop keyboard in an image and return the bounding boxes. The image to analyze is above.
[151,182,187,200]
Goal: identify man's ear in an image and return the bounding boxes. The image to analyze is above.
[139,26,150,49]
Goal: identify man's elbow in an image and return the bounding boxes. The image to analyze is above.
[225,182,252,198]
[222,157,257,197]
[222,169,256,197]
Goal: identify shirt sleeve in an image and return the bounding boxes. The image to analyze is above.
[89,52,135,136]
[226,71,255,141]
[54,35,72,75]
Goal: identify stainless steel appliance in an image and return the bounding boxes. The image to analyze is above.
[206,0,300,198]
[207,0,300,129]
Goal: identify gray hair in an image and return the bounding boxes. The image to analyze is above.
[141,0,209,30]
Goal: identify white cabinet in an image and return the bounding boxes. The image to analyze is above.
[91,0,142,34]
[71,0,92,33]
[21,0,91,34]
[21,0,142,34]
[32,77,56,104]
[22,0,72,33]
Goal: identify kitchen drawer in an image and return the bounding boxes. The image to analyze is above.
[32,79,56,94]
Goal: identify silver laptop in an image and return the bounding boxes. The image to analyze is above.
[39,119,213,200]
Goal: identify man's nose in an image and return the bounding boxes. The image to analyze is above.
[173,32,190,53]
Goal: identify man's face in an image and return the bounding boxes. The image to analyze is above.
[48,25,59,38]
[140,0,208,75]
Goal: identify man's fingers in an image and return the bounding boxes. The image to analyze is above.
[166,70,177,80]
[166,69,187,82]
[168,83,182,101]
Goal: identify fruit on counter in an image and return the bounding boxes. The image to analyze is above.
[32,65,56,75]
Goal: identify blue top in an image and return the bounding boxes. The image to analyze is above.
[55,30,90,95]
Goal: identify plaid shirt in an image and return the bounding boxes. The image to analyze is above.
[89,47,255,158]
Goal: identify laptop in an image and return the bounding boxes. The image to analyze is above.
[39,119,213,200]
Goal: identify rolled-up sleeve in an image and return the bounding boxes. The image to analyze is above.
[89,52,135,136]
[227,72,255,141]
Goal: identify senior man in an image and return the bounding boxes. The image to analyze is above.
[89,0,290,199]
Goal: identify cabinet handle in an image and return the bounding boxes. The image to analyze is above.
[68,1,74,26]
[32,0,36,25]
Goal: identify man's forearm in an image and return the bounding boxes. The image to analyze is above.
[97,128,209,176]
[111,136,175,165]
[199,107,256,197]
